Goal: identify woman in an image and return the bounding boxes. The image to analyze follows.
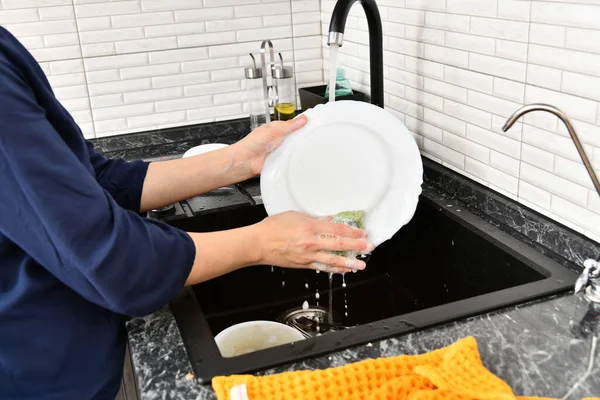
[0,27,372,399]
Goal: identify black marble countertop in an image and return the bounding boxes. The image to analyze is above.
[93,120,600,400]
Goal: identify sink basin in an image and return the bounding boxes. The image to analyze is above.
[167,188,577,383]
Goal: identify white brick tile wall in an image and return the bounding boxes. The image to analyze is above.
[3,0,600,241]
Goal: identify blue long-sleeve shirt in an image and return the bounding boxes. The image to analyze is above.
[0,28,196,399]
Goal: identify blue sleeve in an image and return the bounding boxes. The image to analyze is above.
[86,142,150,213]
[0,54,195,317]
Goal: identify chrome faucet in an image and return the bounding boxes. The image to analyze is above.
[327,0,384,108]
[503,104,600,304]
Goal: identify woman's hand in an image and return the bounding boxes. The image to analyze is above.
[231,115,307,177]
[251,211,374,274]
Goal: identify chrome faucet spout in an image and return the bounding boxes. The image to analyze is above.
[503,103,600,199]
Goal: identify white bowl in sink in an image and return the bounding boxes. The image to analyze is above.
[214,320,305,358]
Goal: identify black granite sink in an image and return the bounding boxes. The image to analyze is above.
[167,189,577,384]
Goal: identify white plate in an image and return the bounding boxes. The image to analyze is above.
[261,101,423,247]
[182,143,228,158]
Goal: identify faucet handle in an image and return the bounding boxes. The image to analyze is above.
[575,259,600,303]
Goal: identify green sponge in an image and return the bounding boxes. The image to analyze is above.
[330,210,365,257]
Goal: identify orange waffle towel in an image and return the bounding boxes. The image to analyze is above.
[212,336,596,400]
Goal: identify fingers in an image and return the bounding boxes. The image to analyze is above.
[315,219,368,239]
[316,234,373,254]
[313,252,366,271]
[310,263,354,274]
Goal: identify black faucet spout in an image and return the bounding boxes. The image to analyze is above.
[328,0,384,108]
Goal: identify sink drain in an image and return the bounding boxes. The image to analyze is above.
[279,306,345,338]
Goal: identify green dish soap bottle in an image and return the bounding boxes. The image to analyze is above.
[325,68,353,99]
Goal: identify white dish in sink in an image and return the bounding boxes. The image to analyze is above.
[260,100,423,247]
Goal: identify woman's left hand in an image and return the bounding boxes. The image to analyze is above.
[232,114,307,177]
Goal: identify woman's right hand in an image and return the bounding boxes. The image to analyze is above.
[252,211,374,274]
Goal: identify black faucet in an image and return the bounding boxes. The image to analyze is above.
[328,0,384,108]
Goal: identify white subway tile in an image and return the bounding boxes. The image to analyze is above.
[424,44,469,69]
[60,98,91,112]
[466,124,521,157]
[146,22,207,38]
[204,0,260,6]
[424,108,467,136]
[94,102,154,121]
[86,69,120,84]
[6,19,76,37]
[406,0,445,11]
[85,53,148,72]
[404,86,444,111]
[19,36,45,50]
[523,161,589,205]
[39,6,74,20]
[293,23,321,37]
[405,56,444,80]
[79,27,145,44]
[443,131,490,163]
[384,78,405,98]
[155,95,213,112]
[182,57,238,73]
[444,100,492,129]
[184,81,240,96]
[388,37,425,58]
[388,94,424,119]
[0,8,39,24]
[521,143,554,172]
[112,11,174,28]
[562,71,600,102]
[30,45,81,62]
[95,118,128,134]
[187,103,243,120]
[495,40,527,62]
[525,85,597,123]
[174,7,234,23]
[4,0,71,7]
[128,111,186,128]
[424,78,467,103]
[205,17,262,32]
[445,66,494,94]
[493,78,524,103]
[423,138,466,168]
[493,114,522,141]
[211,67,244,82]
[235,26,292,42]
[471,17,529,43]
[566,27,600,55]
[468,90,521,118]
[405,25,445,45]
[90,93,124,109]
[447,0,498,17]
[88,78,152,96]
[48,72,86,88]
[522,124,581,162]
[551,196,600,236]
[116,37,177,54]
[531,2,600,30]
[292,0,320,13]
[555,155,594,190]
[142,0,202,12]
[389,8,425,26]
[149,47,209,64]
[54,84,88,100]
[291,11,321,25]
[75,1,141,18]
[466,157,519,195]
[469,53,526,82]
[424,11,469,33]
[124,87,183,104]
[388,66,424,89]
[497,0,530,22]
[383,21,406,39]
[120,63,180,79]
[152,71,210,88]
[214,91,248,105]
[234,2,290,18]
[49,59,83,75]
[528,44,600,79]
[82,43,115,57]
[525,64,562,92]
[490,150,519,176]
[445,32,495,55]
[77,17,111,32]
[71,110,93,124]
[519,181,552,210]
[404,116,443,142]
[44,33,80,47]
[529,23,565,47]
[558,119,600,148]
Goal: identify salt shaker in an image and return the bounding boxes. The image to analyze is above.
[245,53,267,130]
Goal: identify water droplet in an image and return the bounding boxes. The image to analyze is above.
[271,265,274,272]
[344,312,348,317]
[316,270,320,274]
[305,283,309,289]
[342,274,347,288]
[281,281,285,288]
[451,240,454,246]
[302,301,309,310]
[315,292,320,300]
